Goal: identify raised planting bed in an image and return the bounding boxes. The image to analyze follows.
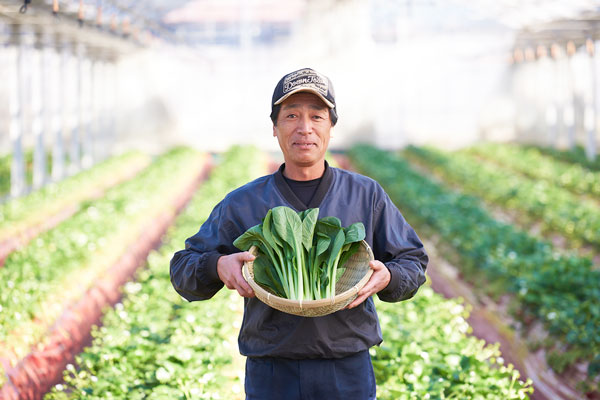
[532,145,600,172]
[0,152,151,265]
[46,146,532,399]
[44,145,268,399]
[374,286,532,400]
[348,145,600,398]
[403,145,600,248]
[462,143,600,197]
[0,148,209,399]
[423,236,583,400]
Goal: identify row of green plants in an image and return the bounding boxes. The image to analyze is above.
[0,148,108,197]
[0,151,150,243]
[463,143,600,197]
[403,145,600,248]
[348,145,600,394]
[45,145,268,399]
[533,144,600,172]
[374,288,532,399]
[0,147,205,384]
[48,146,531,399]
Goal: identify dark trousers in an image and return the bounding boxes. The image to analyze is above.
[245,350,376,400]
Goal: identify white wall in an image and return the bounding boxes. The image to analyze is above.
[110,0,516,152]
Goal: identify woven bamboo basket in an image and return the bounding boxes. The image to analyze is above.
[242,240,374,317]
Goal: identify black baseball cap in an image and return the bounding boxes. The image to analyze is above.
[270,68,338,125]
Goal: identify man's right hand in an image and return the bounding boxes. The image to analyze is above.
[217,252,256,298]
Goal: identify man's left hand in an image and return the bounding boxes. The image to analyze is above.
[346,260,391,309]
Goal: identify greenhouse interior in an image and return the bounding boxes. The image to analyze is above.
[1,0,600,399]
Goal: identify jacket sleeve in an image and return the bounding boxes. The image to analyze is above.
[371,187,428,303]
[170,199,239,301]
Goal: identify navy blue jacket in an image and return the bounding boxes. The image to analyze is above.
[170,162,428,359]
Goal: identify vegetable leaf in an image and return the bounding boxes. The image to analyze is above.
[234,206,365,301]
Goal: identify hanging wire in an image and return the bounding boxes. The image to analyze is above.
[19,0,31,14]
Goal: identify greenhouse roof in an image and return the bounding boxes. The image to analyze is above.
[1,0,600,49]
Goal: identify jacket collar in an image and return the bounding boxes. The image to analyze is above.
[274,160,333,211]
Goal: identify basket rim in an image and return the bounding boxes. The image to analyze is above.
[242,240,374,310]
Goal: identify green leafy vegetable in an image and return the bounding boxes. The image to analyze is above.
[234,206,365,301]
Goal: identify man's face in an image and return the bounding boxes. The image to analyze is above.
[273,92,332,169]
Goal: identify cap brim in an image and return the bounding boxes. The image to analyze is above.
[274,87,335,109]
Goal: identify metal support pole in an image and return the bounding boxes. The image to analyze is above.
[533,45,549,143]
[32,34,46,189]
[52,40,67,181]
[78,43,93,169]
[585,38,597,161]
[66,42,80,175]
[42,33,54,183]
[11,26,33,198]
[565,41,577,150]
[97,59,108,160]
[109,61,118,156]
[592,38,600,161]
[511,48,522,138]
[90,59,98,163]
[550,43,566,148]
[517,47,538,140]
[7,40,21,197]
[547,44,559,146]
[1,23,13,153]
[85,56,93,166]
[0,33,7,162]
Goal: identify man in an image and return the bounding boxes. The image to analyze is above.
[170,67,428,400]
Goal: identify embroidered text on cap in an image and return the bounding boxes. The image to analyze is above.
[282,69,329,98]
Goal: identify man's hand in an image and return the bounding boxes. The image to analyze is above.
[346,260,391,309]
[217,252,256,298]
